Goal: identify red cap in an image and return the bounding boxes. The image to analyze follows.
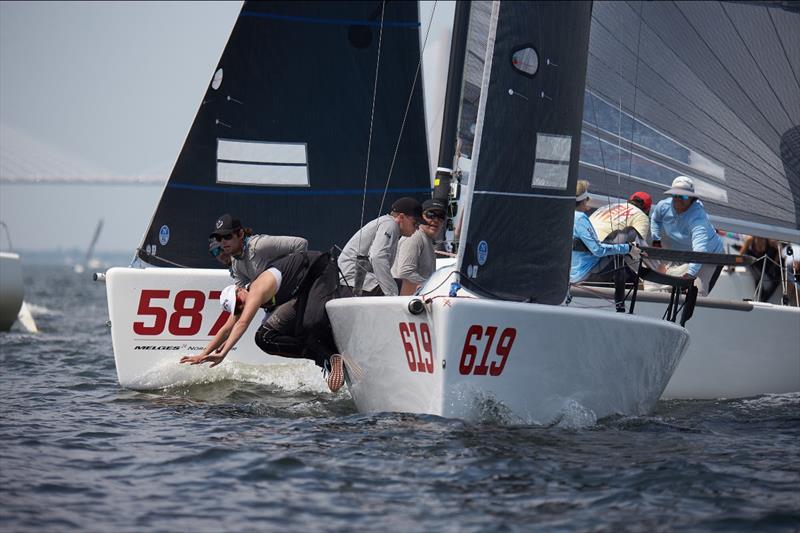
[629,191,652,213]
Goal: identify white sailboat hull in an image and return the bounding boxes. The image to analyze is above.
[572,282,800,399]
[104,267,305,389]
[326,291,689,424]
[0,252,24,331]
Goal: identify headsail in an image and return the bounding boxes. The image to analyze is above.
[139,1,431,267]
[457,1,593,303]
[582,1,800,238]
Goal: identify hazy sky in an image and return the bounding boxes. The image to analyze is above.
[0,1,242,252]
[0,1,455,255]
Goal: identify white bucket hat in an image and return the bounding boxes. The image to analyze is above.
[220,284,237,314]
[664,176,699,197]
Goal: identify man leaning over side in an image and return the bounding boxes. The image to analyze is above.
[209,213,310,362]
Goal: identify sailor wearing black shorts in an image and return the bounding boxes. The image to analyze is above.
[254,251,341,375]
[180,250,344,392]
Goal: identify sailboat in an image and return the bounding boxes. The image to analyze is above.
[0,248,23,331]
[438,0,799,400]
[74,218,104,274]
[101,1,438,389]
[327,1,692,423]
[0,221,37,333]
[567,0,800,399]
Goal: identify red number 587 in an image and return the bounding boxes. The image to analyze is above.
[133,289,229,337]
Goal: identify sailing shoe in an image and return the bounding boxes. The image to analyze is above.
[327,354,345,393]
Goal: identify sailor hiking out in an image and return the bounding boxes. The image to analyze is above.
[181,250,345,392]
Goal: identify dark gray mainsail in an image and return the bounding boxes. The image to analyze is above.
[457,1,593,303]
[582,1,799,237]
[138,1,432,268]
[458,1,799,240]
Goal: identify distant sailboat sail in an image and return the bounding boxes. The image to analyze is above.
[138,1,432,268]
[456,1,593,304]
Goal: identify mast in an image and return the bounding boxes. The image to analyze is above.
[433,0,471,202]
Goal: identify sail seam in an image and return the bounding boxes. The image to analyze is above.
[168,183,430,196]
[239,11,419,29]
[216,159,306,167]
[472,190,574,200]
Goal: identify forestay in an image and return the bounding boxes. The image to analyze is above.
[457,1,593,303]
[138,1,432,268]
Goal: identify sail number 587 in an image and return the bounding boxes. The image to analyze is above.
[133,289,229,336]
[459,325,516,376]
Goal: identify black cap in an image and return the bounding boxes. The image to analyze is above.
[422,198,447,213]
[209,213,242,237]
[390,197,425,225]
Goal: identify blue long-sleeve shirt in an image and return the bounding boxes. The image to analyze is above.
[570,211,630,283]
[650,198,724,276]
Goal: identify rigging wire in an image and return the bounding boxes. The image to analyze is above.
[626,0,645,185]
[377,0,438,216]
[357,0,387,252]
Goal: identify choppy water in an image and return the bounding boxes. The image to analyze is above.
[1,265,799,532]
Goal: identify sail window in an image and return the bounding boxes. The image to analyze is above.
[511,46,539,77]
[532,133,571,189]
[211,68,223,90]
[217,139,309,187]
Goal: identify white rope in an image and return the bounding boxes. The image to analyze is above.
[357,1,387,250]
[377,0,438,216]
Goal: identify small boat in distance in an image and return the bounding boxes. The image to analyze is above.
[0,221,37,333]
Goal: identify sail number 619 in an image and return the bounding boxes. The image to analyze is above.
[459,325,516,376]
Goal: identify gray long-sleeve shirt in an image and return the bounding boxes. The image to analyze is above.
[391,228,435,285]
[338,214,400,296]
[232,234,308,287]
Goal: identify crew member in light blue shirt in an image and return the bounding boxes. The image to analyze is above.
[650,176,724,296]
[570,180,639,284]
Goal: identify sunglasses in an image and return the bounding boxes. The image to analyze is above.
[671,195,690,201]
[424,210,446,220]
[213,233,235,242]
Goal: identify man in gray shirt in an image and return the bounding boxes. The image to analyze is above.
[338,197,424,296]
[209,213,310,362]
[209,214,308,288]
[392,198,446,295]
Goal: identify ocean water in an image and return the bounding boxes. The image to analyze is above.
[1,265,798,532]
